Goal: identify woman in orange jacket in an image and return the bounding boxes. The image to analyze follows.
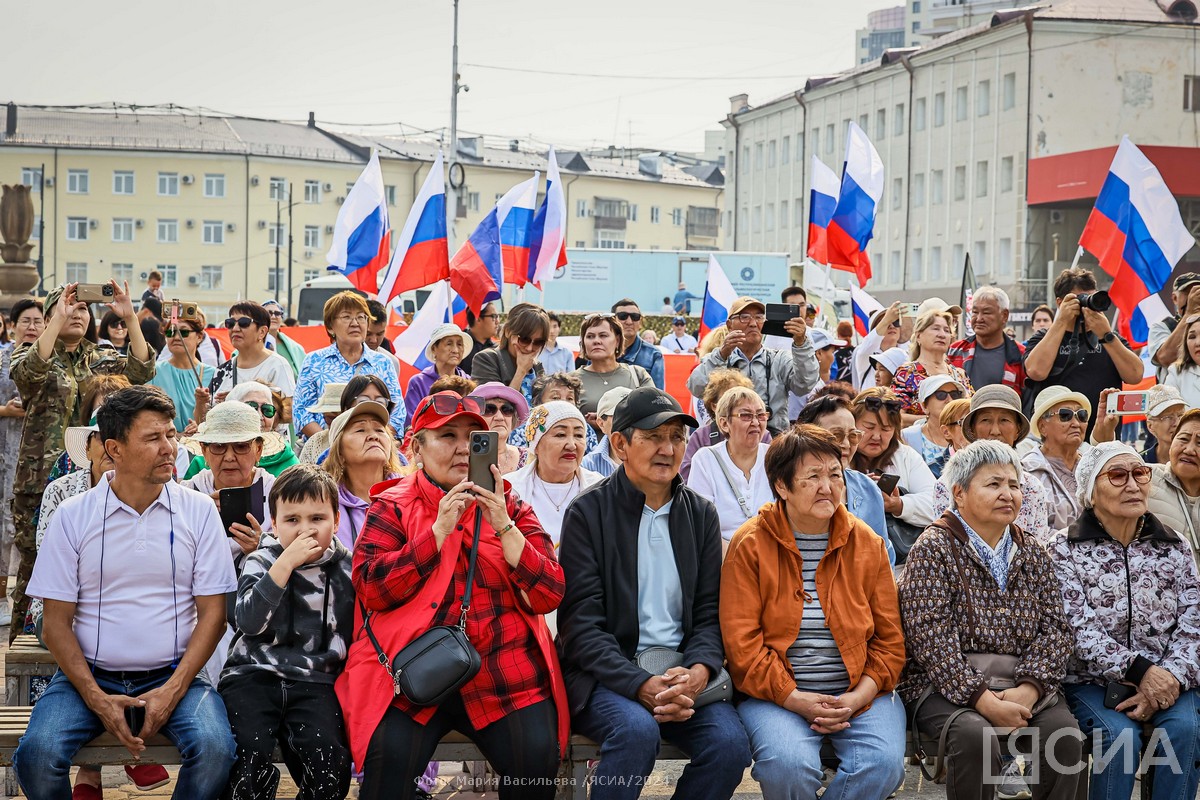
[720,424,907,800]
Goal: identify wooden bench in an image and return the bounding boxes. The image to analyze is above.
[3,636,55,707]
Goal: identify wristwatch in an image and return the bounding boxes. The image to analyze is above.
[1099,331,1116,345]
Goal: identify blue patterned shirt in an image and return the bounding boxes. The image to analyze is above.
[580,435,619,477]
[292,344,406,434]
[955,511,1014,591]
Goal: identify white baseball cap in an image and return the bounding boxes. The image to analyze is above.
[918,374,966,405]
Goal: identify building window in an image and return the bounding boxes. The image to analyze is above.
[650,206,660,224]
[65,263,88,284]
[767,140,777,168]
[796,132,805,160]
[932,169,945,205]
[930,246,943,282]
[345,182,355,195]
[976,160,989,198]
[765,203,775,232]
[204,173,225,198]
[998,237,1013,277]
[894,104,905,136]
[268,224,286,247]
[742,145,750,170]
[754,142,763,169]
[303,268,321,281]
[594,229,625,249]
[385,185,397,206]
[269,177,288,201]
[576,240,587,247]
[1003,72,1017,110]
[202,221,224,245]
[912,247,924,282]
[794,198,804,226]
[781,136,790,165]
[112,263,134,284]
[752,206,762,233]
[977,80,991,117]
[892,178,903,210]
[200,265,223,290]
[973,240,988,272]
[672,208,683,226]
[304,225,321,248]
[779,201,789,230]
[158,265,178,288]
[67,169,89,194]
[66,217,88,241]
[157,219,178,244]
[955,86,968,121]
[628,204,638,223]
[934,92,946,127]
[468,192,480,212]
[576,199,588,217]
[954,166,967,201]
[858,113,868,133]
[825,124,834,153]
[267,268,284,293]
[952,244,964,276]
[912,20,920,31]
[889,251,902,285]
[158,172,179,196]
[1187,76,1200,111]
[1001,156,1014,193]
[21,167,42,191]
[913,0,921,10]
[31,215,40,239]
[112,218,134,242]
[112,170,134,195]
[304,180,321,204]
[876,109,887,140]
[811,128,819,156]
[913,173,925,208]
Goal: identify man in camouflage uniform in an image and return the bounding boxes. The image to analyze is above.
[9,282,155,642]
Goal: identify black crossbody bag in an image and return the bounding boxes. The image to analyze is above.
[360,508,484,706]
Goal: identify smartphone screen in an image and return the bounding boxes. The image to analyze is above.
[468,431,499,495]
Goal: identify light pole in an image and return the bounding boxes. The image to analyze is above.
[447,0,462,252]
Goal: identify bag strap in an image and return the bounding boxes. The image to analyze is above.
[910,686,972,784]
[712,447,753,520]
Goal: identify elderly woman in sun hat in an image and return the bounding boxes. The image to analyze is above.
[472,381,532,474]
[403,322,474,423]
[932,384,1052,544]
[1021,385,1093,532]
[901,373,967,473]
[509,401,604,549]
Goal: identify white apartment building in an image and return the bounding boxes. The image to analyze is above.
[725,0,1200,311]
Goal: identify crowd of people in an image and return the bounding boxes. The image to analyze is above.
[0,267,1198,800]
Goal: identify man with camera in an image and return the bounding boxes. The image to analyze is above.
[1148,271,1200,378]
[1023,268,1144,436]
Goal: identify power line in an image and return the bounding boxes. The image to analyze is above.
[461,63,805,81]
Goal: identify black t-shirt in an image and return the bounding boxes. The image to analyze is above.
[1022,328,1129,436]
[460,334,494,375]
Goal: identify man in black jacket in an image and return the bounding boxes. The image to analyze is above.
[558,387,751,800]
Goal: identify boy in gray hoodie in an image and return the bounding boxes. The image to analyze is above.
[219,464,354,800]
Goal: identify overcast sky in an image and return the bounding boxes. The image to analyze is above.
[12,0,886,152]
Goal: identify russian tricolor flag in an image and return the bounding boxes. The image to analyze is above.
[827,122,885,288]
[393,280,453,370]
[528,147,569,288]
[449,174,538,312]
[1079,136,1195,343]
[850,285,884,338]
[378,152,449,303]
[806,156,840,265]
[699,254,737,340]
[326,151,390,294]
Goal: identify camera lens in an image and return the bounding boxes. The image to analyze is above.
[1078,291,1112,312]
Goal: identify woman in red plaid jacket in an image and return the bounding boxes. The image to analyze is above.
[335,392,569,800]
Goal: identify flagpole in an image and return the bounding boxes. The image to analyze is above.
[446,0,461,253]
[1069,245,1084,270]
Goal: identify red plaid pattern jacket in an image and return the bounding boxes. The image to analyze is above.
[947,334,1027,394]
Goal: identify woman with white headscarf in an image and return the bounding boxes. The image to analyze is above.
[508,400,603,548]
[1048,441,1200,800]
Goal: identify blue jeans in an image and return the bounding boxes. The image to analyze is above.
[573,684,751,800]
[14,669,236,800]
[738,693,906,800]
[1065,683,1200,800]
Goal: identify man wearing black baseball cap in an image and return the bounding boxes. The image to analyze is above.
[558,387,750,800]
[1149,271,1200,376]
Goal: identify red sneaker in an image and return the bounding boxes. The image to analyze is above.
[125,763,170,791]
[71,784,102,800]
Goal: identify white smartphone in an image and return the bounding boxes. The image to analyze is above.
[1105,391,1148,416]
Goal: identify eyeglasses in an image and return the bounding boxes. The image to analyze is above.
[615,311,643,322]
[335,314,370,326]
[828,428,865,445]
[859,396,904,414]
[353,395,396,413]
[224,317,254,329]
[484,401,517,417]
[1044,408,1089,423]
[164,327,198,338]
[416,394,485,419]
[928,389,964,403]
[204,441,256,455]
[267,310,285,318]
[1100,465,1152,487]
[14,317,44,327]
[1154,413,1182,427]
[245,401,277,419]
[729,313,766,325]
[516,335,547,349]
[730,410,769,423]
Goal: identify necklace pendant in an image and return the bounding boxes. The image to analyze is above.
[602,379,608,385]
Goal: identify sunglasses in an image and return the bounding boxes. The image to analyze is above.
[109,321,128,330]
[860,396,904,414]
[516,335,547,349]
[164,327,198,338]
[928,389,965,403]
[1044,408,1089,423]
[353,395,396,413]
[416,394,485,419]
[484,401,517,417]
[204,441,256,456]
[730,410,769,423]
[615,311,643,322]
[224,317,254,329]
[245,401,277,419]
[267,310,285,318]
[1099,465,1152,487]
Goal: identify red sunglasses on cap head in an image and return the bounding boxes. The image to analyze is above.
[411,392,488,432]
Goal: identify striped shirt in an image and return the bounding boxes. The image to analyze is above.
[787,532,850,694]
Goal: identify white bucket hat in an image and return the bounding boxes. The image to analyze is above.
[181,401,286,457]
[64,425,99,467]
[424,323,474,364]
[306,382,348,415]
[524,401,588,457]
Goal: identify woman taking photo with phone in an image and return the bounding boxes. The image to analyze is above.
[337,391,567,800]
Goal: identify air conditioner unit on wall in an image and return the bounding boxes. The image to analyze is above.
[257,220,267,229]
[324,225,333,234]
[88,219,98,230]
[188,275,200,286]
[226,222,236,232]
[185,219,195,229]
[336,196,345,205]
[181,175,194,185]
[43,177,54,187]
[250,176,260,186]
[1049,210,1065,225]
[135,219,144,229]
[322,182,332,192]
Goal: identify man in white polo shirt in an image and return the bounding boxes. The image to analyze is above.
[14,385,237,800]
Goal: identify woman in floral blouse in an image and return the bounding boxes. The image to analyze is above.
[889,309,972,421]
[1049,442,1200,800]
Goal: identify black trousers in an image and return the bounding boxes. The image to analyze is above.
[361,694,560,800]
[219,671,350,800]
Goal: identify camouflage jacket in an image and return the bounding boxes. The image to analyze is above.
[11,340,156,494]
